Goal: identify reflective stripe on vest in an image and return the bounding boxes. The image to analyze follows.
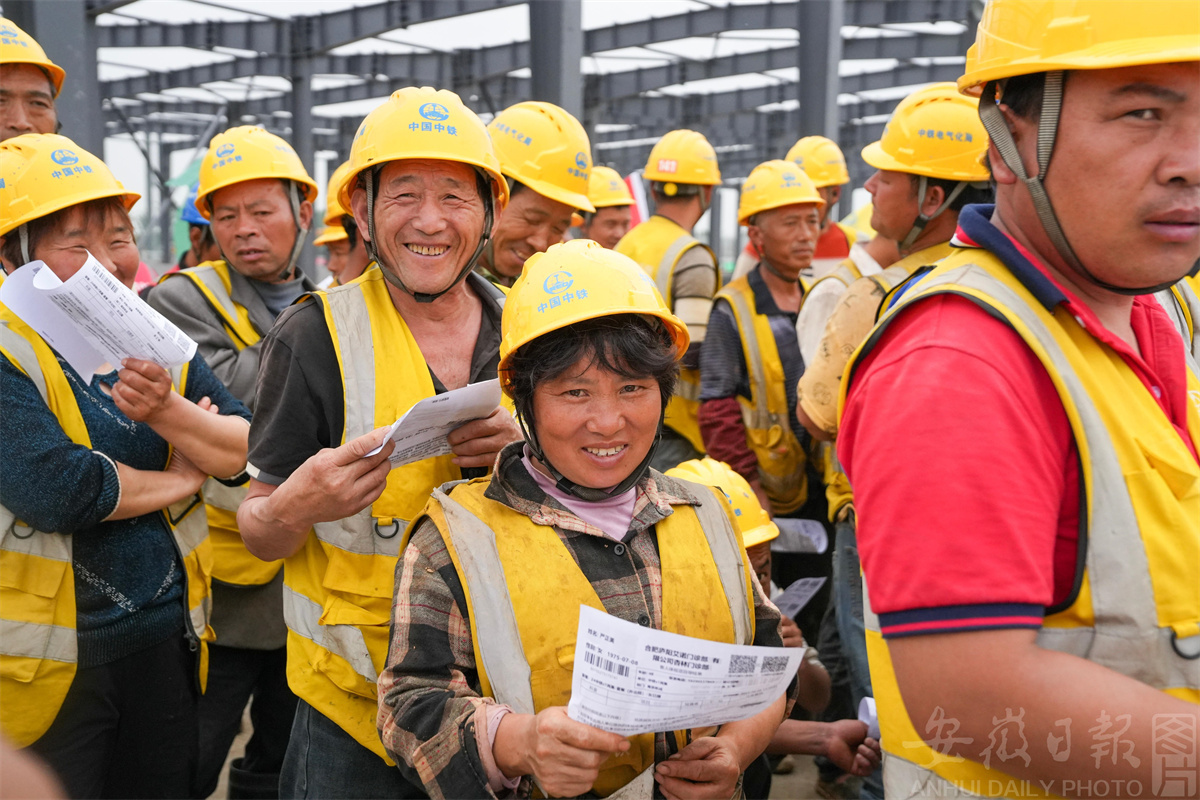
[162,261,279,585]
[1159,276,1200,362]
[0,309,212,746]
[424,477,755,797]
[843,252,1200,799]
[281,266,494,762]
[716,278,807,514]
[615,217,715,454]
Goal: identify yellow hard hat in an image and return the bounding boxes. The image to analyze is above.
[339,87,508,213]
[666,458,779,549]
[0,133,139,239]
[643,129,721,187]
[958,0,1200,97]
[737,160,825,226]
[861,83,989,182]
[785,136,849,188]
[323,160,354,226]
[195,126,318,220]
[488,101,594,213]
[313,225,347,247]
[588,165,634,208]
[0,18,65,98]
[498,239,689,398]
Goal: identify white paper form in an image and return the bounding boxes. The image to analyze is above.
[365,379,502,468]
[771,577,828,621]
[567,605,803,737]
[0,255,196,376]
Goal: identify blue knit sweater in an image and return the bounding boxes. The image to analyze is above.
[0,350,250,667]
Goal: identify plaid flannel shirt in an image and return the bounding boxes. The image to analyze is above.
[378,442,795,799]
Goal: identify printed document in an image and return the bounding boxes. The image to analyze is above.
[772,577,828,621]
[567,605,803,736]
[0,255,196,376]
[366,379,502,468]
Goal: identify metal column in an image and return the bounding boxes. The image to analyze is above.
[528,0,583,119]
[7,0,104,154]
[797,0,844,141]
[289,55,316,277]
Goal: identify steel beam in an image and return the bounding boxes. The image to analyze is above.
[798,0,843,140]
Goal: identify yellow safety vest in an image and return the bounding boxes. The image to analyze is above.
[839,248,1200,799]
[281,266,504,763]
[714,276,808,515]
[615,215,716,454]
[0,307,214,747]
[414,476,757,797]
[1160,275,1200,360]
[159,260,281,587]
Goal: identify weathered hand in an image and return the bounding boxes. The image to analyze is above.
[823,719,880,777]
[112,358,175,423]
[448,407,523,469]
[779,615,805,649]
[655,735,742,800]
[494,707,630,798]
[274,427,395,528]
[165,448,207,496]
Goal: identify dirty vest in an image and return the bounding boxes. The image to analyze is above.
[415,477,756,796]
[714,276,808,514]
[281,267,504,763]
[616,215,716,454]
[161,260,281,586]
[839,248,1200,799]
[0,307,213,747]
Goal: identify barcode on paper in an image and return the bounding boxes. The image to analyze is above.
[584,650,630,677]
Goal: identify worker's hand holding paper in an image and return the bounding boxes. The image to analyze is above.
[365,378,502,468]
[0,254,196,376]
[567,605,802,736]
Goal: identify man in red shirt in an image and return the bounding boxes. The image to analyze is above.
[839,2,1199,797]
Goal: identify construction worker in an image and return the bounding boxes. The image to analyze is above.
[732,136,857,282]
[175,182,222,272]
[380,240,794,799]
[667,458,880,800]
[313,160,371,287]
[475,100,594,287]
[615,129,722,471]
[839,2,1199,796]
[1156,273,1200,359]
[146,125,319,799]
[236,87,522,798]
[0,18,63,141]
[0,133,249,797]
[699,160,832,642]
[579,164,634,248]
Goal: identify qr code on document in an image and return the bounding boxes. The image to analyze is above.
[729,655,758,675]
[760,655,791,674]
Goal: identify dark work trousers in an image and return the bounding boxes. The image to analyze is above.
[195,644,297,799]
[29,634,199,799]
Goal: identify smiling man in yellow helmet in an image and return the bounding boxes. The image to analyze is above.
[236,87,522,798]
[837,2,1200,797]
[579,164,634,249]
[314,160,371,287]
[0,18,64,141]
[616,129,723,471]
[475,100,595,287]
[144,125,320,799]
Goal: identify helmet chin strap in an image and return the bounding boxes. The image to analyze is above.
[19,225,31,265]
[518,407,665,502]
[981,75,1198,294]
[364,167,495,304]
[899,175,975,251]
[758,254,799,284]
[277,180,310,282]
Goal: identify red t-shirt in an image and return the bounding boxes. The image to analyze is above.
[839,244,1197,639]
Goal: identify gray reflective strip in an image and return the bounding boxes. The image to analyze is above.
[1179,277,1200,359]
[720,289,770,430]
[0,619,77,663]
[313,514,409,557]
[655,234,699,304]
[282,584,378,683]
[689,490,753,646]
[202,478,247,513]
[880,754,982,799]
[168,496,208,559]
[324,284,376,442]
[434,488,536,715]
[0,323,48,403]
[675,373,701,402]
[188,265,240,321]
[607,767,655,800]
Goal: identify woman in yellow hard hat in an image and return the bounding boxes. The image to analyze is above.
[0,133,251,797]
[379,239,797,799]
